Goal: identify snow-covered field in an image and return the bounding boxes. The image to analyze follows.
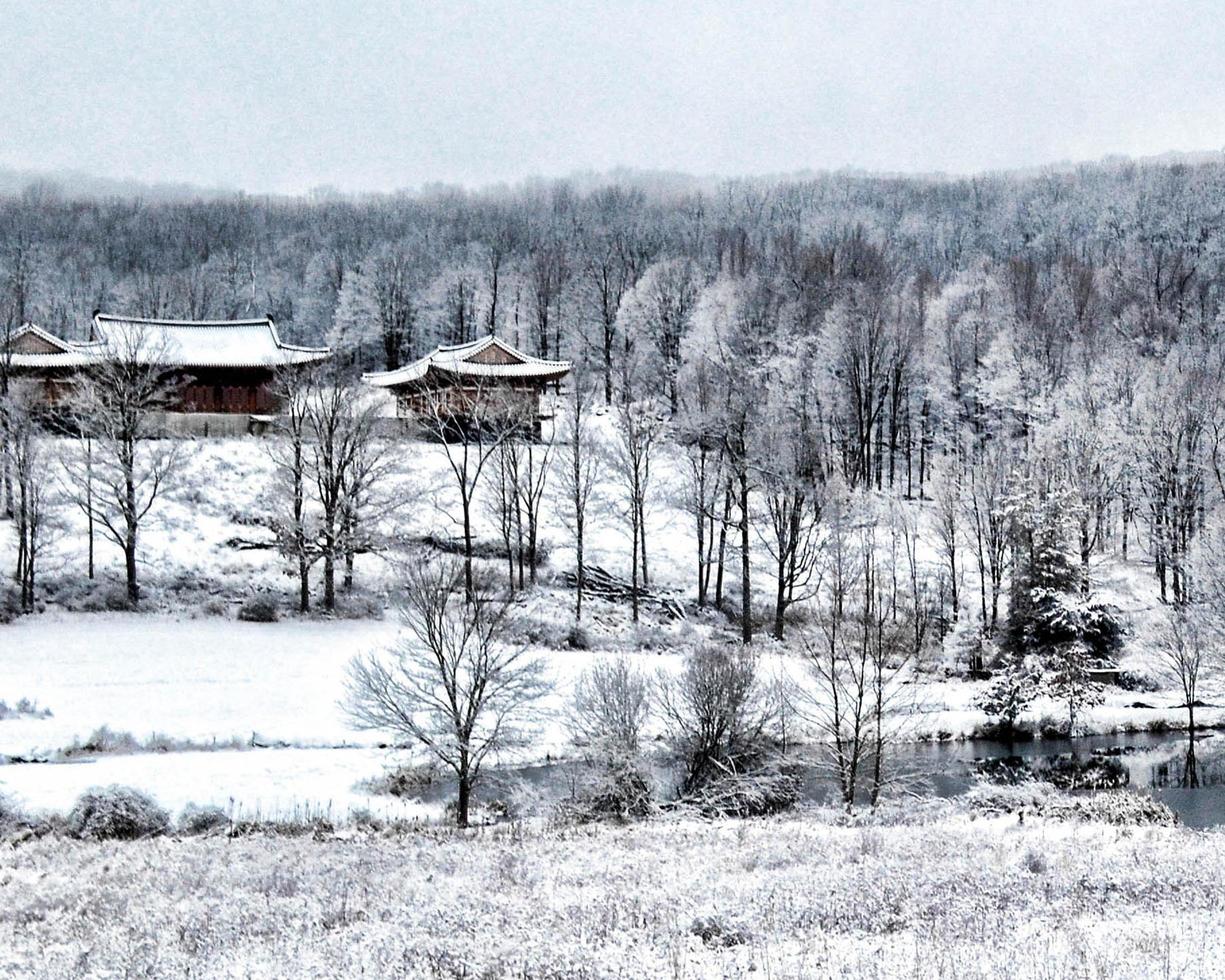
[1,810,1222,979]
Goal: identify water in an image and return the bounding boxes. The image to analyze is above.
[439,730,1225,827]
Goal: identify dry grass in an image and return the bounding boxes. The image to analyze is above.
[1,810,1223,978]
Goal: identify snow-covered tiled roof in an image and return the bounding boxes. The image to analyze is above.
[3,323,102,370]
[364,335,570,389]
[91,313,330,369]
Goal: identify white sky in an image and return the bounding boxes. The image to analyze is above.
[1,0,1223,193]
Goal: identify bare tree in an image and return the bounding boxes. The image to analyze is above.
[267,365,317,612]
[656,643,774,795]
[569,657,651,760]
[962,441,1012,634]
[491,416,555,592]
[344,557,550,827]
[755,362,826,640]
[305,368,399,611]
[930,460,963,637]
[1156,605,1213,738]
[415,377,523,601]
[558,372,600,620]
[5,382,59,612]
[62,326,183,605]
[803,506,918,808]
[1,236,39,518]
[612,398,665,622]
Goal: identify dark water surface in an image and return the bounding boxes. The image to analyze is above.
[451,730,1225,827]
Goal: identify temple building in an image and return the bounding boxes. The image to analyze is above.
[2,323,98,405]
[89,313,330,413]
[3,313,330,417]
[363,334,570,435]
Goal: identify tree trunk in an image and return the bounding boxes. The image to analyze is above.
[462,495,474,603]
[456,771,471,828]
[125,534,139,605]
[323,517,336,611]
[715,483,731,610]
[575,520,584,622]
[298,552,310,613]
[86,438,95,580]
[739,469,752,644]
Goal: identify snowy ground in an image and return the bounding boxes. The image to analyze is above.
[1,810,1223,978]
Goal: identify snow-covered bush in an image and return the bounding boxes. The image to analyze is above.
[199,597,229,617]
[679,764,802,818]
[0,793,31,833]
[0,697,52,720]
[1044,790,1177,826]
[67,785,170,840]
[505,614,575,648]
[965,782,1176,825]
[0,584,20,624]
[566,623,592,650]
[61,725,141,757]
[330,591,384,620]
[178,803,231,835]
[72,581,135,613]
[973,666,1040,734]
[558,759,656,824]
[689,911,752,948]
[238,595,280,622]
[359,762,440,798]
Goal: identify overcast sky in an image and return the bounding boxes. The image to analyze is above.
[1,1,1223,194]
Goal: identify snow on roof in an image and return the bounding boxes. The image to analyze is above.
[363,334,571,389]
[91,313,331,369]
[4,323,102,370]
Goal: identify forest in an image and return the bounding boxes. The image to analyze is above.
[3,155,1225,708]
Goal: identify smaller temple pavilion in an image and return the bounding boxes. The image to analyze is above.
[2,323,99,405]
[364,334,570,435]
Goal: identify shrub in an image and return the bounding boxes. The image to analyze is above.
[360,763,440,798]
[0,793,32,833]
[569,658,651,758]
[558,760,655,824]
[67,785,171,840]
[331,592,385,620]
[61,725,141,757]
[1036,713,1069,739]
[238,595,279,622]
[659,644,773,794]
[508,615,574,649]
[1046,790,1177,826]
[974,667,1040,731]
[0,698,52,721]
[970,718,1036,742]
[1022,847,1048,874]
[566,624,592,650]
[689,912,752,948]
[1118,669,1161,693]
[1037,754,1128,790]
[680,764,802,818]
[0,584,20,624]
[200,597,229,617]
[964,782,1177,826]
[178,803,231,835]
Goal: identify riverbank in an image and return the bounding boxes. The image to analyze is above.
[2,610,1219,827]
[1,807,1222,978]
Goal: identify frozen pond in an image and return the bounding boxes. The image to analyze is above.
[2,613,1222,826]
